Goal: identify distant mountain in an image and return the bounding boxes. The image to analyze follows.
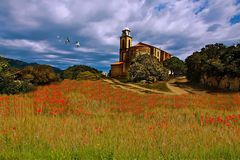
[0,56,62,72]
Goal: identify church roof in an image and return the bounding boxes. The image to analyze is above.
[137,42,157,48]
[131,42,172,56]
[111,62,124,65]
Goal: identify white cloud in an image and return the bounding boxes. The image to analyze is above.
[74,47,96,53]
[44,54,59,58]
[0,39,73,54]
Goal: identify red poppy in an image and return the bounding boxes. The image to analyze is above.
[36,108,42,114]
[217,117,224,123]
[225,123,230,127]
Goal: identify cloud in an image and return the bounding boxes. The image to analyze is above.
[44,54,59,59]
[0,0,240,72]
[0,39,72,54]
[74,47,96,53]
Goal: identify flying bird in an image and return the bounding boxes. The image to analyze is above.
[75,41,80,48]
[57,35,81,48]
[65,37,71,44]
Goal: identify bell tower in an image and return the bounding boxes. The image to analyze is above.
[120,27,132,62]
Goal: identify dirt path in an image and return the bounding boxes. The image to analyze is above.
[167,76,210,94]
[103,77,210,95]
[167,77,190,95]
[103,79,179,95]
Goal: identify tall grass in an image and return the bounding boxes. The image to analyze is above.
[0,79,239,159]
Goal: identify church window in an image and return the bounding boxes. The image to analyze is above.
[129,40,131,48]
[122,39,125,49]
[123,53,126,61]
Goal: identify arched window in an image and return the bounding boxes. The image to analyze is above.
[122,39,125,49]
[128,40,131,48]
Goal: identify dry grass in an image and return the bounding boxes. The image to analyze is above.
[0,79,240,159]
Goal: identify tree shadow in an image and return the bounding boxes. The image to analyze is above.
[173,77,239,95]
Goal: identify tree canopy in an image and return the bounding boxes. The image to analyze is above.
[186,43,240,83]
[163,56,186,75]
[128,54,169,82]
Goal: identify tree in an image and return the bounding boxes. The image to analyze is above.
[163,56,186,75]
[128,54,169,82]
[185,43,240,87]
[19,65,60,85]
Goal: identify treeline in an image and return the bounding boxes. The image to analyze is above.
[0,57,104,94]
[186,43,240,91]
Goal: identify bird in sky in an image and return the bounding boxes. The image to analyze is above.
[57,35,80,48]
[75,41,80,48]
[65,37,71,44]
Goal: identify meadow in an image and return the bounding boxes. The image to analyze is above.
[0,79,240,159]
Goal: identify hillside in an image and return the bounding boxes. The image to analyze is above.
[0,56,62,72]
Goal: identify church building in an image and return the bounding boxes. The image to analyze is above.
[110,28,172,77]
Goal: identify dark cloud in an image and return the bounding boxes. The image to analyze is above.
[207,24,221,32]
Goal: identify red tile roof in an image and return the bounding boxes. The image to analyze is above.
[111,62,124,65]
[131,42,172,56]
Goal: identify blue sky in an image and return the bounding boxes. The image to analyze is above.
[0,0,240,72]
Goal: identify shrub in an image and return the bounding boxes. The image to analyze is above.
[19,65,60,85]
[76,71,101,80]
[0,58,33,94]
[0,76,34,95]
[63,65,103,80]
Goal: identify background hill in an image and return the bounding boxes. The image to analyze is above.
[0,56,62,73]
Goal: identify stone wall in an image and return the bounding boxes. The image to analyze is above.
[110,64,123,77]
[201,74,240,91]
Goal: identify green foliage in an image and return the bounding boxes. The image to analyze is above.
[163,56,187,75]
[76,71,101,81]
[128,54,169,82]
[0,59,33,94]
[63,65,103,80]
[0,57,9,72]
[19,65,60,85]
[0,79,34,94]
[186,43,240,83]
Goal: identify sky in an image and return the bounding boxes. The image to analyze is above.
[0,0,240,72]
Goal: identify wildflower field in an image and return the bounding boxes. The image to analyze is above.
[0,79,240,159]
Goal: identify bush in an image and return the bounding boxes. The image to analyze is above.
[63,65,103,80]
[0,58,34,94]
[76,71,101,80]
[19,65,60,85]
[0,76,34,95]
[128,54,169,83]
